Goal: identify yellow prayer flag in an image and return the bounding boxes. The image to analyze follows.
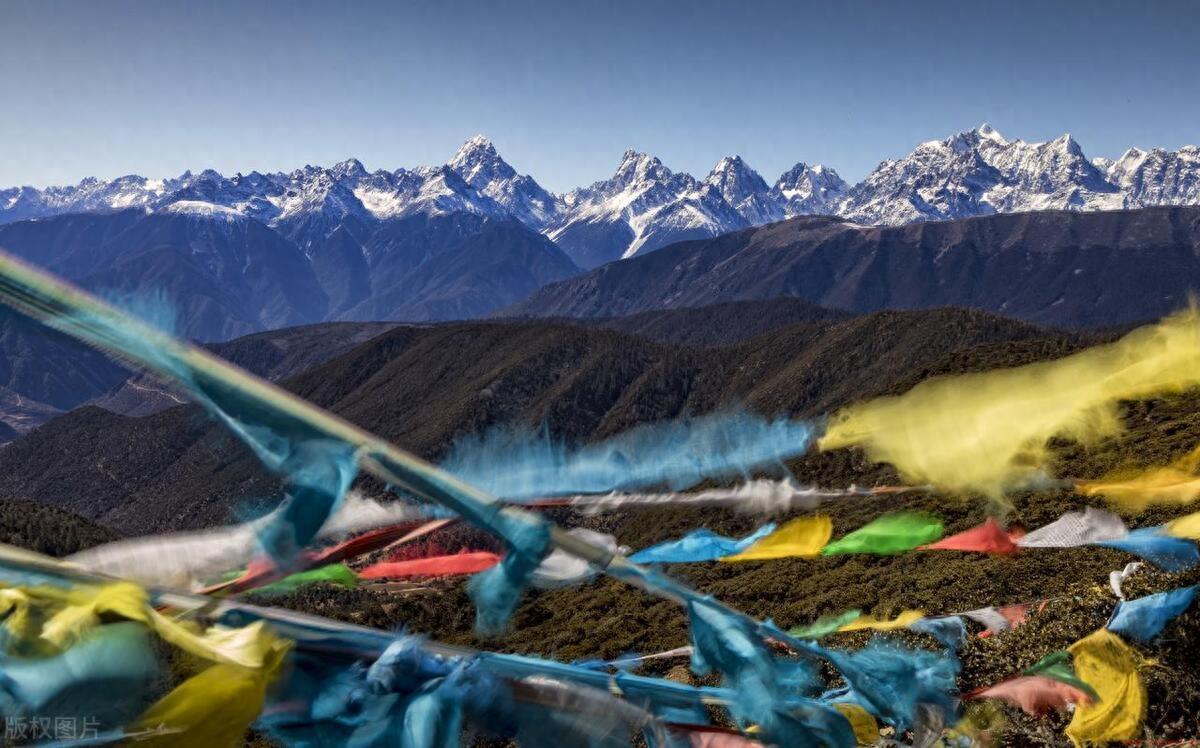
[833,702,879,745]
[819,309,1200,499]
[838,609,925,633]
[720,515,832,562]
[36,581,281,669]
[1166,509,1200,540]
[40,581,147,650]
[1065,629,1145,747]
[131,633,290,747]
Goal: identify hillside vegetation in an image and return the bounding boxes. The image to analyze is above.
[4,300,1200,744]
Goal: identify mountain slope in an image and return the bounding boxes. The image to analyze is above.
[0,306,1074,534]
[0,209,328,341]
[0,307,130,411]
[92,321,402,417]
[506,206,1200,329]
[345,220,579,322]
[559,297,852,347]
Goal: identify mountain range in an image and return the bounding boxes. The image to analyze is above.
[3,126,1200,437]
[5,125,1199,271]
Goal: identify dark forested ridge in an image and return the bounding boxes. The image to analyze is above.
[0,304,1081,535]
[0,499,119,556]
[507,206,1200,329]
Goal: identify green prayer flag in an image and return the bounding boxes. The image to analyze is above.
[821,512,944,556]
[788,610,863,639]
[254,563,359,596]
[1022,650,1100,701]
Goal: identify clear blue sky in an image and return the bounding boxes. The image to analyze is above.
[2,0,1198,192]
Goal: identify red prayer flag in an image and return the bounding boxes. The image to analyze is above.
[199,519,454,595]
[921,517,1021,554]
[977,603,1034,638]
[686,729,765,747]
[966,675,1092,716]
[359,551,501,579]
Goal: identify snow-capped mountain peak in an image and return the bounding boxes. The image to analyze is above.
[611,150,677,188]
[548,151,743,268]
[446,135,559,229]
[449,135,515,183]
[705,156,770,199]
[704,156,784,225]
[773,162,848,216]
[976,122,1008,144]
[330,158,369,182]
[1103,144,1200,206]
[837,125,1122,224]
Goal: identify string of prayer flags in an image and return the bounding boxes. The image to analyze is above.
[616,506,1198,572]
[209,519,448,596]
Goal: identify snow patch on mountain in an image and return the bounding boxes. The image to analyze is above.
[159,200,247,221]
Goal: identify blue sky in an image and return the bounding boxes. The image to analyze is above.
[2,0,1198,192]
